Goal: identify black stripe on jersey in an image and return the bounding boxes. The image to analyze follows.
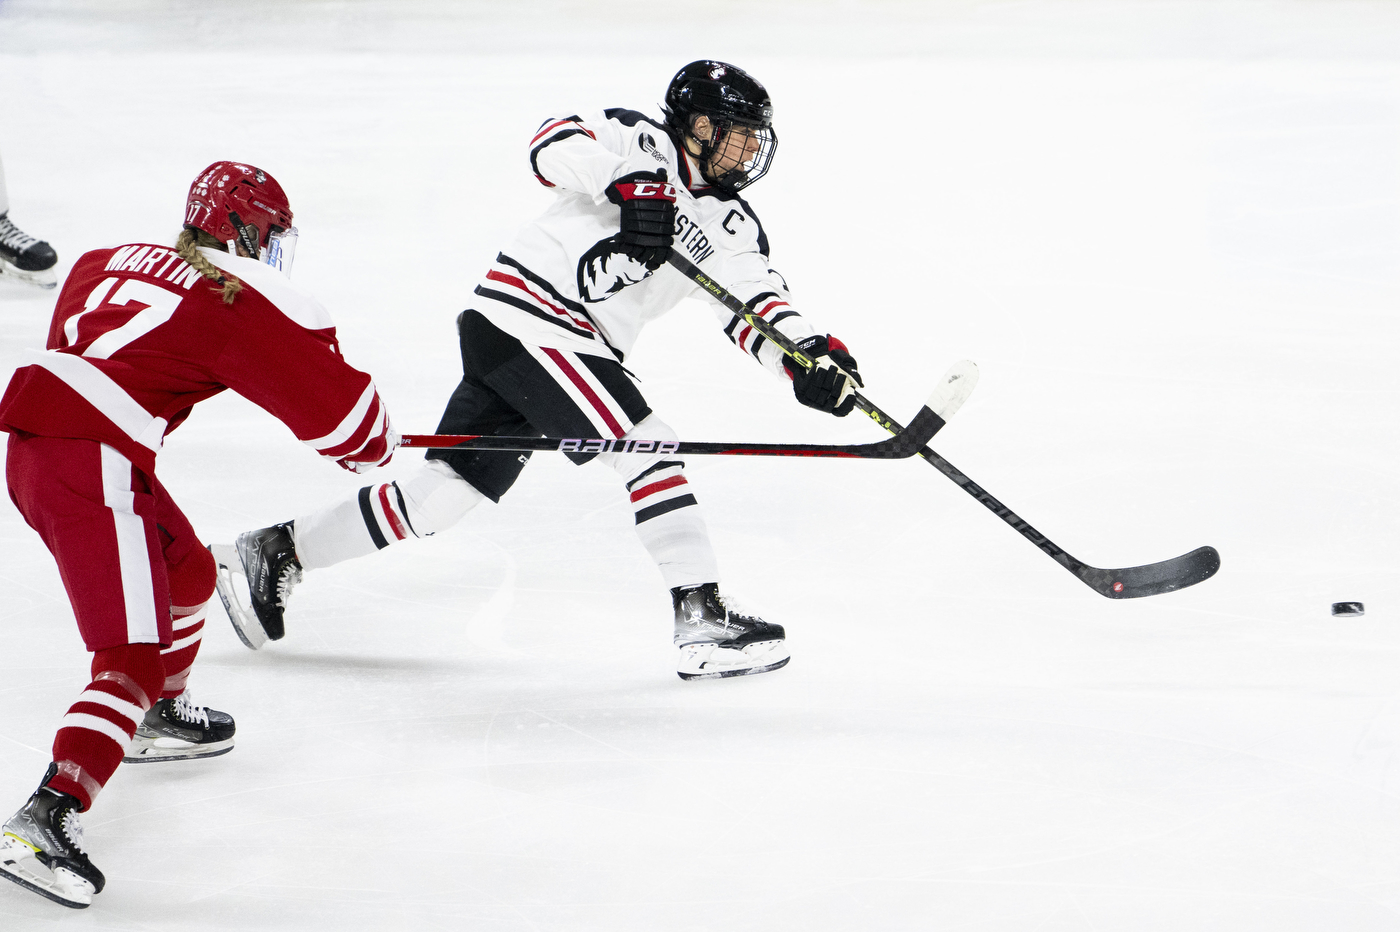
[626,460,685,491]
[496,253,589,315]
[393,482,416,537]
[723,315,742,342]
[530,128,590,184]
[535,114,583,133]
[603,108,668,131]
[751,313,801,360]
[474,285,600,340]
[635,494,698,525]
[358,486,390,550]
[601,109,692,188]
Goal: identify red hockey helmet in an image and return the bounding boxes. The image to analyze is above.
[184,162,293,259]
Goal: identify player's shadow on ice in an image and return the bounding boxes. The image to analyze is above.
[210,649,483,678]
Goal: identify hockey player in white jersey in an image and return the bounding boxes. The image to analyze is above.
[218,60,864,680]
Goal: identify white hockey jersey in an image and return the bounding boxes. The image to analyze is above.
[471,108,820,378]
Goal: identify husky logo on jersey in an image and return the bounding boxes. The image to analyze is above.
[577,237,653,302]
[638,132,667,164]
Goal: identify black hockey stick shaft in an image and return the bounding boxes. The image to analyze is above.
[666,249,1220,599]
[399,405,943,460]
[666,251,910,436]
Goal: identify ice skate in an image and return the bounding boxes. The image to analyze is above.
[123,690,235,762]
[0,765,105,909]
[672,583,789,680]
[211,522,301,649]
[0,212,57,289]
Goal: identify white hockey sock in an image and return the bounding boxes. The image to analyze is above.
[598,415,720,590]
[293,461,485,570]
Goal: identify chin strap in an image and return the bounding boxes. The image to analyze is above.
[227,210,261,259]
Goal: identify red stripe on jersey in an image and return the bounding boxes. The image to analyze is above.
[530,119,597,145]
[738,299,788,353]
[485,270,596,333]
[736,324,754,351]
[377,484,409,541]
[540,348,626,438]
[629,474,688,503]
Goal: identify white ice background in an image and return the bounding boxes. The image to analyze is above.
[1,1,1398,929]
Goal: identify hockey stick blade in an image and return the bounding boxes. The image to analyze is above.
[1072,545,1221,599]
[399,362,973,459]
[919,446,1220,599]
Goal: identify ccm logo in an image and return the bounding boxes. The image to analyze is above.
[627,183,676,198]
[559,438,680,455]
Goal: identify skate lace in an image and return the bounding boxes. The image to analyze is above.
[0,215,39,252]
[276,563,303,609]
[173,690,211,728]
[715,591,760,625]
[60,808,86,853]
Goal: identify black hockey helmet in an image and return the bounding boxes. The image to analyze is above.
[662,60,777,192]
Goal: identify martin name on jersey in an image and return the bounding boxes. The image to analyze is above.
[0,244,392,476]
[476,108,821,374]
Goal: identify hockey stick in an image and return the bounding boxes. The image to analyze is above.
[399,358,976,460]
[665,249,1220,599]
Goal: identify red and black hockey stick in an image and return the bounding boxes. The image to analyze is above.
[399,359,971,460]
[665,249,1220,600]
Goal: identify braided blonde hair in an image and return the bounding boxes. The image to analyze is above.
[175,227,243,304]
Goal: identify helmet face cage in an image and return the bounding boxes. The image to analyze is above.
[690,116,777,192]
[664,60,777,193]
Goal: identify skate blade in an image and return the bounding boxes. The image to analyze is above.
[676,639,791,681]
[0,837,93,908]
[123,736,234,764]
[0,259,57,289]
[209,544,267,650]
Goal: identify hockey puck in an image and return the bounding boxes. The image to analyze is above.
[1331,602,1365,617]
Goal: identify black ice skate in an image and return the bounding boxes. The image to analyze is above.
[124,690,235,763]
[210,522,301,650]
[672,583,789,680]
[0,764,105,909]
[0,213,58,289]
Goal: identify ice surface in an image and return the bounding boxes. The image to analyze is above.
[1,2,1397,929]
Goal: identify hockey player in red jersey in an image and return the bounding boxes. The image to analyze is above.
[0,162,396,909]
[219,60,862,681]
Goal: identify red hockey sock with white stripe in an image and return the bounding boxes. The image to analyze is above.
[160,540,215,698]
[159,602,206,699]
[49,644,163,810]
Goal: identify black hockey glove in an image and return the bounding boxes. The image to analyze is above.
[605,169,677,270]
[782,334,864,417]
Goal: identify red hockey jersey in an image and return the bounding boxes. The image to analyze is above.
[0,243,392,475]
